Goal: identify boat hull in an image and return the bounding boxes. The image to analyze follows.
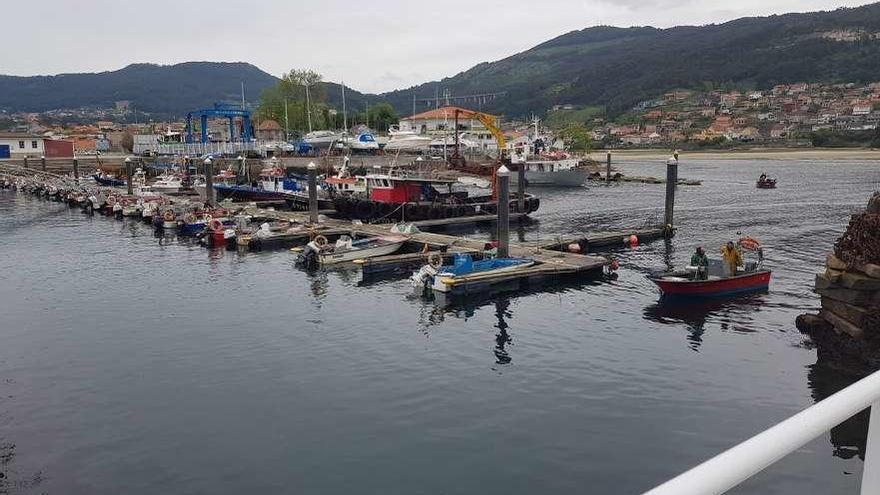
[319,241,405,264]
[650,270,771,298]
[432,259,535,292]
[524,169,589,187]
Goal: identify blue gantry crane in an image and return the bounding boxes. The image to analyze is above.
[185,103,254,144]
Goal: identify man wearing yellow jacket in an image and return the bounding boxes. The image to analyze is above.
[720,241,743,277]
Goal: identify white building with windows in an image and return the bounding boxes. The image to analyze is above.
[0,133,46,158]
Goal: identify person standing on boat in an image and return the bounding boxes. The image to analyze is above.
[720,241,743,278]
[690,246,709,280]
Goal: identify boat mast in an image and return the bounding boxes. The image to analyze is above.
[341,80,348,132]
[305,84,313,133]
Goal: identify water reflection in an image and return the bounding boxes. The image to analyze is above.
[808,361,870,461]
[494,299,513,365]
[643,295,766,351]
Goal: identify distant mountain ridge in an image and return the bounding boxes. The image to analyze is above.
[376,2,880,118]
[5,3,880,120]
[0,62,278,115]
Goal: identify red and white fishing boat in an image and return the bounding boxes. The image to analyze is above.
[648,236,771,298]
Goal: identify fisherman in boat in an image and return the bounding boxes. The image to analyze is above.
[720,241,743,277]
[690,246,709,280]
[759,173,767,182]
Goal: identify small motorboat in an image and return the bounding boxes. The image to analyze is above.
[648,269,771,298]
[93,170,126,187]
[648,236,770,298]
[756,177,777,189]
[416,253,535,293]
[300,234,408,266]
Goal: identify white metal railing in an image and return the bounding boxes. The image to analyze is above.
[132,141,264,156]
[644,370,880,495]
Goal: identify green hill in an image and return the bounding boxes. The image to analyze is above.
[375,3,880,118]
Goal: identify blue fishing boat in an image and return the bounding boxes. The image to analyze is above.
[93,170,126,187]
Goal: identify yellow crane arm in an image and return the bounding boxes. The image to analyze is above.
[473,112,506,150]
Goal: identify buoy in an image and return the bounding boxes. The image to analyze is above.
[568,243,581,253]
[629,234,639,247]
[610,259,620,271]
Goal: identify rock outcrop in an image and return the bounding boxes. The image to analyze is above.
[798,192,880,370]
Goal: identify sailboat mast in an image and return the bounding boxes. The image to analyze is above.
[341,80,348,131]
[305,84,313,133]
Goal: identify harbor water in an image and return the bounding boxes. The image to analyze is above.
[1,158,879,494]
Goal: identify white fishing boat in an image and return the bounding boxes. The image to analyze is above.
[148,173,184,193]
[517,158,589,187]
[305,234,408,265]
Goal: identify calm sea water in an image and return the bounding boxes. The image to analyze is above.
[1,158,879,494]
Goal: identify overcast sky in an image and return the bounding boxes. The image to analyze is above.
[2,0,872,93]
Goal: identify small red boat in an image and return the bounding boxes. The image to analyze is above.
[649,270,771,298]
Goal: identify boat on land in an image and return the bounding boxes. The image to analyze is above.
[383,127,432,152]
[332,173,540,222]
[301,234,408,265]
[304,130,344,149]
[414,253,536,293]
[648,237,770,298]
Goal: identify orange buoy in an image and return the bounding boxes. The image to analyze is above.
[568,243,581,253]
[629,234,639,247]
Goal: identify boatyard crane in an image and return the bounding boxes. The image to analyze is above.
[185,103,254,144]
[449,108,507,168]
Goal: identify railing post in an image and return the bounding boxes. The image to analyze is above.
[861,403,880,494]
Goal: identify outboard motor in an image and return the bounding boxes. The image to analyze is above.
[298,240,321,270]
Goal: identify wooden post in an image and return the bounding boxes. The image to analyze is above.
[72,156,79,182]
[517,163,525,213]
[23,156,28,169]
[606,151,612,182]
[204,158,215,206]
[125,157,133,195]
[40,155,46,171]
[664,156,678,232]
[497,165,510,258]
[238,155,246,184]
[307,162,319,224]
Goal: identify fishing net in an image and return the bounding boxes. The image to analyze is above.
[834,192,880,266]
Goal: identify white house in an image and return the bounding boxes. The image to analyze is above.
[0,133,46,158]
[398,106,502,151]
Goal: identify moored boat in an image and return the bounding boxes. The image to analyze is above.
[419,253,535,293]
[300,234,408,266]
[757,178,777,189]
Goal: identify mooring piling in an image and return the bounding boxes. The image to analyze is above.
[664,156,678,232]
[497,165,510,258]
[72,156,79,182]
[606,151,612,182]
[40,155,46,171]
[125,157,133,195]
[308,162,319,224]
[23,156,28,169]
[517,163,526,213]
[204,157,215,206]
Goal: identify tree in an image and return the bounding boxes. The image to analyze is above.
[257,69,331,134]
[560,123,593,152]
[366,103,399,132]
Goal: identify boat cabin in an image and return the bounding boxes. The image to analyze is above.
[366,175,457,204]
[325,176,366,194]
[259,167,301,193]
